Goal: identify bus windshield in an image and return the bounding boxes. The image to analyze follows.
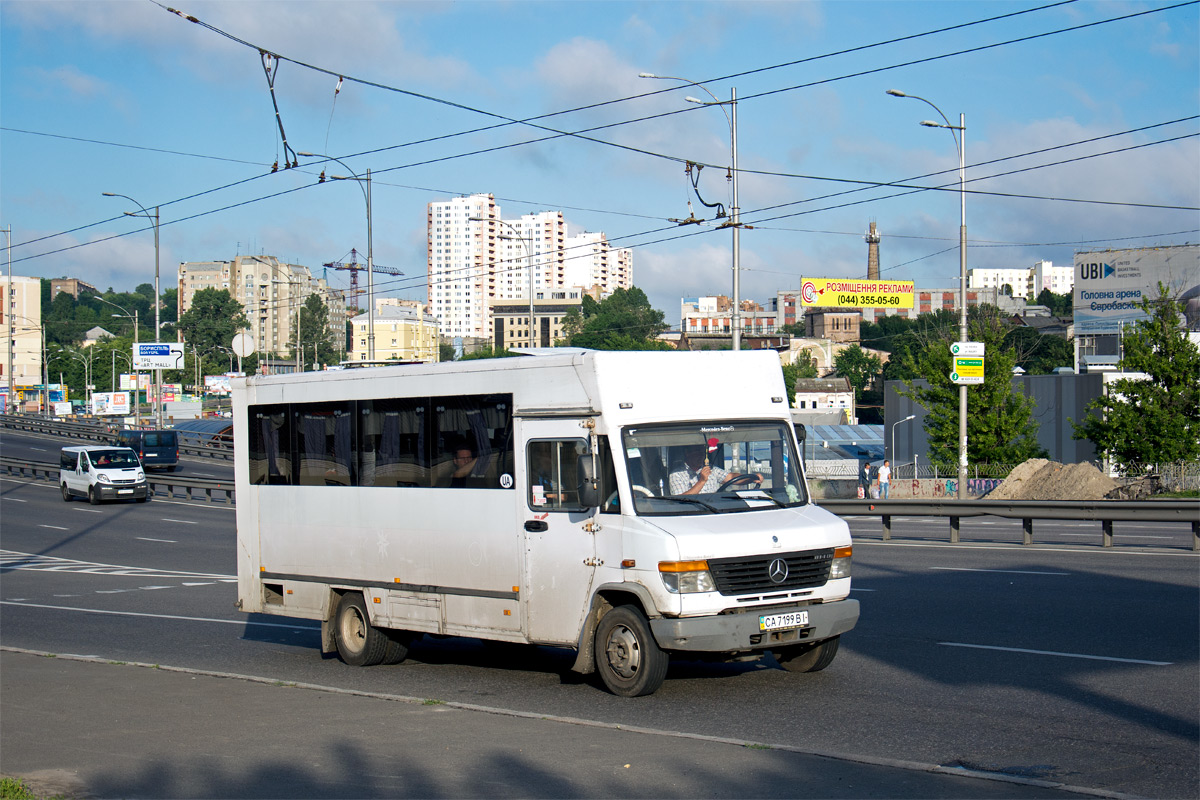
[620,421,807,515]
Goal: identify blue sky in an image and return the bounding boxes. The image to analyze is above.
[2,0,1197,324]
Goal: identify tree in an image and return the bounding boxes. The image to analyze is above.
[298,294,343,369]
[439,342,457,363]
[780,356,818,408]
[1004,327,1073,374]
[460,344,519,360]
[896,305,1045,467]
[833,344,881,400]
[1072,283,1200,469]
[562,287,672,351]
[1035,289,1073,317]
[176,289,249,356]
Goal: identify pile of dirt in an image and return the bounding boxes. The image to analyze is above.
[983,458,1120,501]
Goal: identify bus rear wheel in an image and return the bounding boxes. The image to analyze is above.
[594,604,668,697]
[334,593,389,667]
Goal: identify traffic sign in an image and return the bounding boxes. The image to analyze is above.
[133,342,185,370]
[951,341,985,357]
[951,355,985,384]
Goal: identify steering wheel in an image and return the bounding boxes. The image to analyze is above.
[718,474,762,491]
[605,485,654,509]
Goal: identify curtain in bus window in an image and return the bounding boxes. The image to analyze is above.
[296,403,352,486]
[434,394,512,489]
[360,398,428,487]
[249,405,290,485]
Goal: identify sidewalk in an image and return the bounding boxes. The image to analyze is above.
[0,649,1108,799]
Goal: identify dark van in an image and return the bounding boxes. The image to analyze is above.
[115,429,180,472]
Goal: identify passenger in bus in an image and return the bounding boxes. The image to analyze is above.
[668,445,761,495]
[448,446,478,487]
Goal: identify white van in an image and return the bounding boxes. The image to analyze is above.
[60,445,149,504]
[233,350,859,696]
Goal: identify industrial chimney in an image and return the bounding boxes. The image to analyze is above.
[865,220,881,281]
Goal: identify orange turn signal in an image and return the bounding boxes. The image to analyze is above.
[659,560,710,573]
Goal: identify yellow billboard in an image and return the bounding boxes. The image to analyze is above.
[800,278,915,308]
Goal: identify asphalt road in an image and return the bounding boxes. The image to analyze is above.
[1,428,1197,798]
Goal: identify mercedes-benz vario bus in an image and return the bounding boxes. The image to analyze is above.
[232,349,858,696]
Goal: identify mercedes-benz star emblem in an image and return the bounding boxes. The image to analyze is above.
[768,558,789,584]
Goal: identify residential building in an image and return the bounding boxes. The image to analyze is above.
[178,255,346,362]
[2,275,43,400]
[350,304,439,363]
[793,377,855,415]
[805,310,860,343]
[50,277,98,299]
[426,193,632,340]
[858,286,1026,323]
[967,260,1073,299]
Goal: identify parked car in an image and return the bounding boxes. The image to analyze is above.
[114,429,179,472]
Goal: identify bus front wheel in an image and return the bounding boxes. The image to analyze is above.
[594,604,668,697]
[334,593,389,667]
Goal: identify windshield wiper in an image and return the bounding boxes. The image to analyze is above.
[648,495,721,512]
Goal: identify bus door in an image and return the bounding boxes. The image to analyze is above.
[520,419,599,645]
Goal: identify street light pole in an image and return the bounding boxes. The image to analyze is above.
[640,73,742,350]
[103,192,162,428]
[887,90,968,499]
[469,216,534,348]
[298,152,374,360]
[891,413,916,470]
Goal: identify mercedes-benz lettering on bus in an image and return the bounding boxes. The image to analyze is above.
[232,350,858,696]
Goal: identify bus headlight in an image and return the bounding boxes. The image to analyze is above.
[659,560,715,594]
[829,545,852,580]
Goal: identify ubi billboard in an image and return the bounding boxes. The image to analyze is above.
[1073,245,1199,335]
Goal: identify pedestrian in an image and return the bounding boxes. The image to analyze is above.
[878,459,891,499]
[858,460,870,499]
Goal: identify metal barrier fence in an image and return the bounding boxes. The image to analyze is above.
[823,498,1199,551]
[0,413,233,461]
[0,457,235,505]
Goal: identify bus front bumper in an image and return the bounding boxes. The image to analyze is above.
[650,598,859,653]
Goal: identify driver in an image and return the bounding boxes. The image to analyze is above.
[668,444,761,496]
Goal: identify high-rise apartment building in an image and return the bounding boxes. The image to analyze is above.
[178,255,346,361]
[2,275,44,400]
[968,261,1073,300]
[427,193,632,339]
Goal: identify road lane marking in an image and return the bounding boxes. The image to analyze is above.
[939,641,1172,665]
[74,508,103,514]
[4,498,28,503]
[38,524,69,531]
[853,541,1198,557]
[0,601,318,631]
[137,537,177,543]
[930,567,1069,576]
[0,549,234,580]
[1058,533,1175,540]
[160,518,197,525]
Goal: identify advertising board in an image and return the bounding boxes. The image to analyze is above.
[133,342,186,370]
[800,278,914,308]
[1073,245,1199,335]
[91,392,131,416]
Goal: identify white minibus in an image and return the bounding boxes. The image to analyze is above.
[233,349,858,696]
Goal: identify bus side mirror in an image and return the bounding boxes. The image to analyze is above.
[794,424,807,443]
[576,455,600,508]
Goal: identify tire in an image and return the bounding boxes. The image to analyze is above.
[334,593,389,667]
[775,636,840,673]
[594,604,669,697]
[88,486,101,506]
[381,629,414,665]
[136,493,149,504]
[61,483,72,502]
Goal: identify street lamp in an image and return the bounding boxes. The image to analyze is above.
[51,346,94,407]
[640,73,743,350]
[469,216,535,348]
[103,192,163,428]
[891,413,916,473]
[97,297,140,424]
[887,89,968,499]
[297,152,375,360]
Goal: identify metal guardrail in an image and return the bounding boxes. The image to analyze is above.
[0,413,234,461]
[823,498,1199,550]
[0,457,235,505]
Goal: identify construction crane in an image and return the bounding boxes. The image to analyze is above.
[322,249,405,310]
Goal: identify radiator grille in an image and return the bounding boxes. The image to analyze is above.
[707,549,833,596]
